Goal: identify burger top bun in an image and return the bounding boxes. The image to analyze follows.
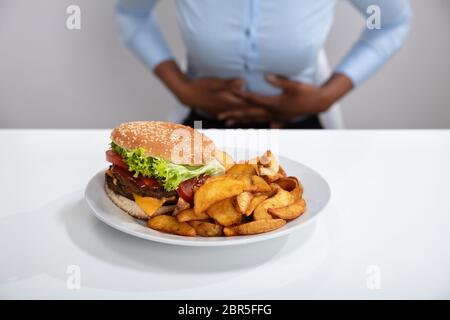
[111,121,216,166]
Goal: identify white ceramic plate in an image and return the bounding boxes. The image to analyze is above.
[85,155,331,246]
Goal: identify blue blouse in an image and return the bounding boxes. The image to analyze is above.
[115,0,412,95]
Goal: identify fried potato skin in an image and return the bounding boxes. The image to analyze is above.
[234,175,254,192]
[230,174,271,193]
[273,176,298,191]
[273,176,303,200]
[269,198,306,220]
[206,198,242,227]
[233,219,286,235]
[234,191,253,213]
[145,149,306,237]
[148,215,196,237]
[251,175,272,193]
[253,189,294,220]
[188,221,223,237]
[223,226,238,236]
[244,194,268,216]
[226,164,257,176]
[172,197,191,216]
[290,185,303,200]
[194,176,245,214]
[176,208,209,222]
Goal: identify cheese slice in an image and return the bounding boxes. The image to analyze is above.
[133,194,176,217]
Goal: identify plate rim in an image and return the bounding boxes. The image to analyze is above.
[84,157,331,247]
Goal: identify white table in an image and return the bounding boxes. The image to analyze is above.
[1,129,449,299]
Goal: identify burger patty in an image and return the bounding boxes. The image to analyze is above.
[105,170,177,201]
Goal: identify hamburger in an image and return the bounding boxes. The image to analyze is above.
[104,121,225,219]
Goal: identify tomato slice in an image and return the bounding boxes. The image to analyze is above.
[110,164,161,189]
[177,175,209,203]
[106,150,128,169]
[177,179,195,203]
[110,164,133,180]
[195,175,209,186]
[138,176,161,189]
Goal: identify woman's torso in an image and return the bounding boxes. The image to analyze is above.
[175,0,337,95]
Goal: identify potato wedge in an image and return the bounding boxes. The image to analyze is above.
[244,194,268,216]
[223,226,238,237]
[194,176,245,214]
[258,166,276,176]
[148,215,196,237]
[258,150,271,166]
[251,175,272,193]
[253,188,294,220]
[226,163,257,176]
[234,192,254,214]
[231,175,271,193]
[206,198,242,227]
[259,150,279,173]
[215,150,235,171]
[172,197,191,216]
[273,176,303,200]
[268,198,306,220]
[233,219,286,235]
[235,175,255,192]
[274,176,300,190]
[259,167,283,182]
[269,183,282,194]
[188,221,223,237]
[290,182,303,200]
[176,208,209,222]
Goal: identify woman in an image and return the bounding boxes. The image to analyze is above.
[115,0,412,129]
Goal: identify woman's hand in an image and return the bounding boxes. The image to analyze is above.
[154,60,259,116]
[178,77,249,115]
[219,73,353,126]
[235,75,331,120]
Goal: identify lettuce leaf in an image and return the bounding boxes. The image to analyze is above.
[110,142,224,191]
[151,158,224,191]
[111,142,154,178]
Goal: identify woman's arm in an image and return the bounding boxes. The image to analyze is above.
[154,60,249,115]
[115,1,251,116]
[115,0,173,71]
[336,0,413,86]
[220,0,412,125]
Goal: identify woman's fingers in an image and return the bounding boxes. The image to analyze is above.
[226,78,245,90]
[217,109,244,120]
[233,91,279,109]
[217,91,247,107]
[266,74,298,91]
[205,78,247,107]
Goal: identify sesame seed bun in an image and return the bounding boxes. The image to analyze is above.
[104,182,176,220]
[111,121,216,166]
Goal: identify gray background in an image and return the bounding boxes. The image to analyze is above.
[0,0,449,129]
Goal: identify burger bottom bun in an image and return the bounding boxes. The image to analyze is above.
[104,182,176,220]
